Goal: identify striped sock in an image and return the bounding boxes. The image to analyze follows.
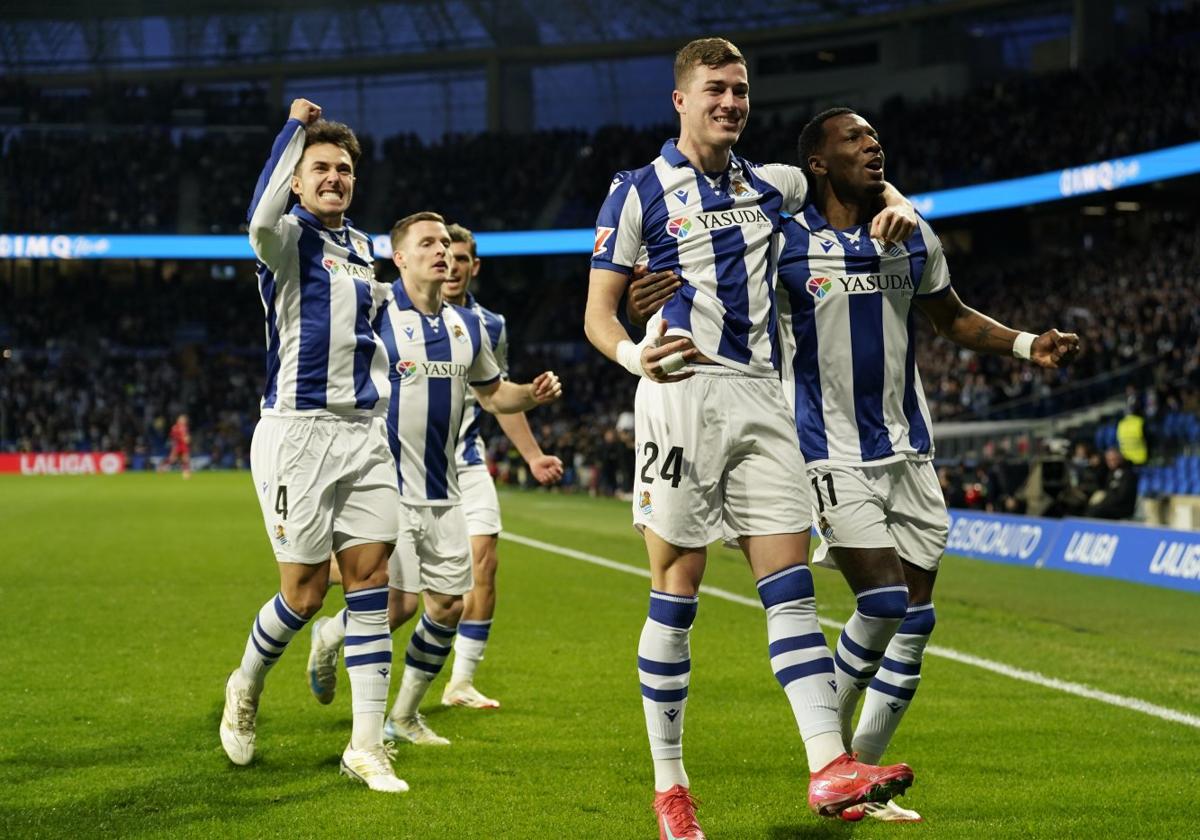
[391,615,457,721]
[238,593,307,695]
[639,590,697,792]
[834,585,910,749]
[344,586,392,750]
[757,564,843,772]
[853,602,936,763]
[450,619,492,682]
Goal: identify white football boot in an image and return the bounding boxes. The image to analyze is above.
[306,616,339,705]
[219,670,258,765]
[384,713,451,746]
[340,742,409,793]
[441,680,500,709]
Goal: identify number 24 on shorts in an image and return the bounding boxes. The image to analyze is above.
[640,442,684,488]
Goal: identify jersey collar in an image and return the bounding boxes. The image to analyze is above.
[390,278,448,317]
[291,205,354,231]
[661,138,744,177]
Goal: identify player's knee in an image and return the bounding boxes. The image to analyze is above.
[899,603,936,636]
[388,591,419,631]
[856,586,910,621]
[426,596,464,627]
[285,589,325,619]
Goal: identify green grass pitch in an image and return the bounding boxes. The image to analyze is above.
[1,472,1197,838]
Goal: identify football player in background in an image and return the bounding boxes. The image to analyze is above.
[438,222,563,711]
[306,212,561,753]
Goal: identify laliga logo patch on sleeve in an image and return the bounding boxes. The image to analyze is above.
[593,226,615,256]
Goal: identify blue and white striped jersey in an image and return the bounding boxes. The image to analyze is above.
[248,119,391,416]
[454,294,508,472]
[776,205,951,466]
[374,281,502,505]
[591,139,809,376]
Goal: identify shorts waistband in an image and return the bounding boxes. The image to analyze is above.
[682,363,778,380]
[260,412,379,424]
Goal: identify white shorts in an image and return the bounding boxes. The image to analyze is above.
[633,367,812,548]
[458,466,502,537]
[389,502,474,595]
[809,459,949,572]
[250,414,399,564]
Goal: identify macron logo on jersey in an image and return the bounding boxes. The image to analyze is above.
[807,273,915,299]
[665,207,770,240]
[395,360,470,382]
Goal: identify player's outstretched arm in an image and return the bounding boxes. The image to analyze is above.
[625,265,681,328]
[916,288,1081,368]
[494,411,564,485]
[473,372,562,415]
[586,267,696,382]
[247,98,323,267]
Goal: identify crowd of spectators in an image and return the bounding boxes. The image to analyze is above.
[3,20,1199,502]
[2,30,1198,233]
[919,208,1200,420]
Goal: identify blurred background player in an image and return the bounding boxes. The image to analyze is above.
[159,413,192,478]
[584,37,919,838]
[307,212,562,748]
[439,222,564,710]
[220,98,406,794]
[776,107,1081,820]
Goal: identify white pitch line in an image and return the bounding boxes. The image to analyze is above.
[502,530,1200,730]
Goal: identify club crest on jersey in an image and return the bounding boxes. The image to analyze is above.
[807,277,833,300]
[593,226,615,256]
[452,324,468,344]
[639,491,653,516]
[274,524,289,547]
[666,217,692,239]
[730,179,754,197]
[882,241,907,257]
[352,238,371,260]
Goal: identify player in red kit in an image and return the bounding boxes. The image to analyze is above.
[162,413,192,479]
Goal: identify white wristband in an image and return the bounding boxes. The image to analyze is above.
[616,340,646,378]
[1012,331,1037,360]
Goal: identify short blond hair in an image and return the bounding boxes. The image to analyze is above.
[389,211,446,252]
[674,37,746,88]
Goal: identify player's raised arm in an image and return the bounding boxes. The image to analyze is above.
[916,288,1081,368]
[246,98,322,267]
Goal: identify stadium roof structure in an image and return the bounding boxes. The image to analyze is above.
[0,0,1059,80]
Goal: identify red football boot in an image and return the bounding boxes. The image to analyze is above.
[653,785,706,840]
[807,753,914,818]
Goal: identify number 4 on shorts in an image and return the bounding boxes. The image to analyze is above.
[640,441,684,489]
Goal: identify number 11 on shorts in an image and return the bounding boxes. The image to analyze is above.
[811,473,837,512]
